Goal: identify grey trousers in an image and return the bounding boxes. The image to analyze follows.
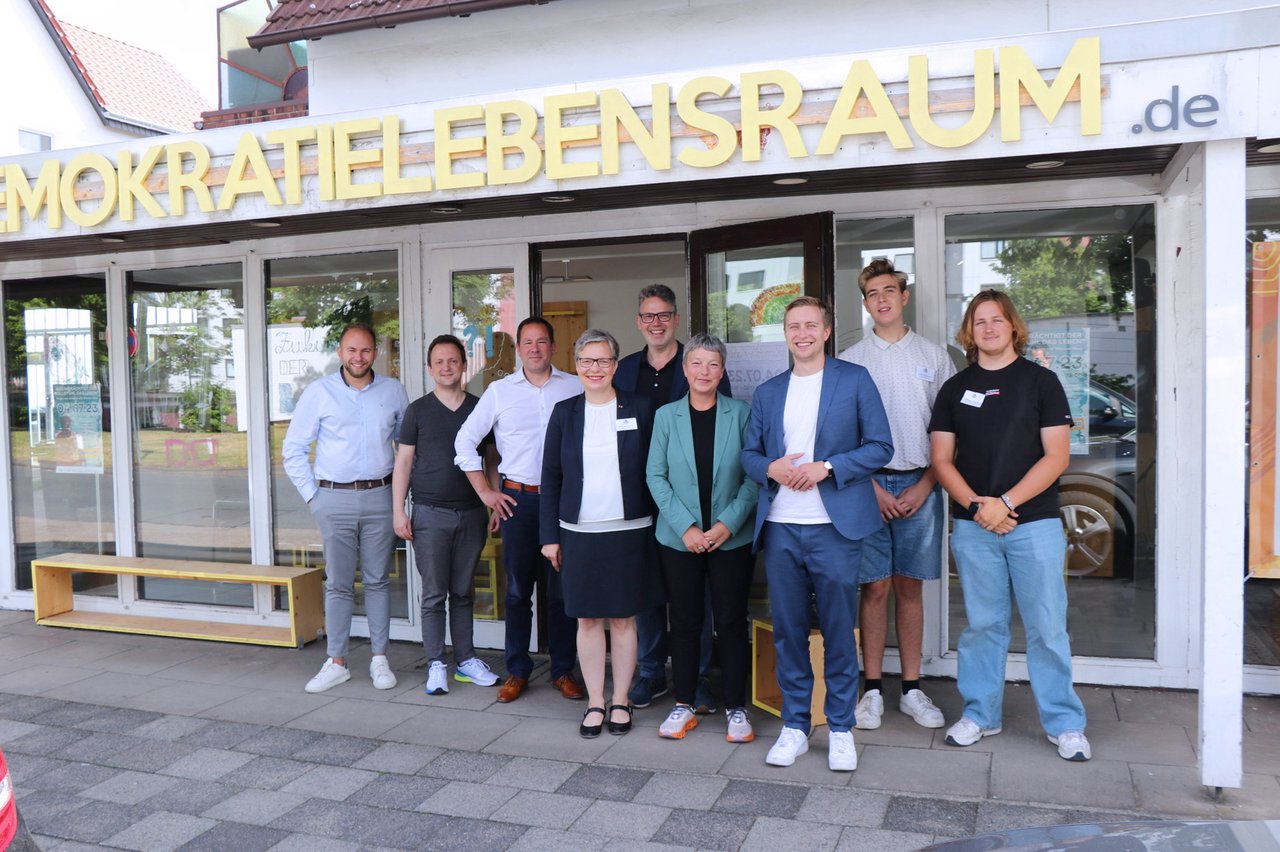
[411,503,488,663]
[310,486,396,659]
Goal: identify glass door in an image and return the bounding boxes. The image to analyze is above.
[428,245,531,652]
[689,213,834,618]
[690,213,834,405]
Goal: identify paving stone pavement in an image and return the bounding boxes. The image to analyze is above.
[2,609,1279,850]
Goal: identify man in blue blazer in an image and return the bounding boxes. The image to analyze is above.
[741,297,893,772]
[615,284,731,712]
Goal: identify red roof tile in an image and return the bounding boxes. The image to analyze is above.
[250,0,554,48]
[56,20,211,132]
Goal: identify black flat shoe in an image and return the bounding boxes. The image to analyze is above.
[580,706,605,738]
[607,703,633,735]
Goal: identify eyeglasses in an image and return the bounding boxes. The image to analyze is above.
[638,311,676,324]
[576,357,617,369]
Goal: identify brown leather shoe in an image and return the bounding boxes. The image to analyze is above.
[551,673,585,700]
[497,675,527,703]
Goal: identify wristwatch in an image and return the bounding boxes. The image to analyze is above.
[823,461,834,476]
[1000,493,1016,512]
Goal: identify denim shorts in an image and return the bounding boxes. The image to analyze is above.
[859,469,944,583]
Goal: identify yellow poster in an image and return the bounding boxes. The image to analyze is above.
[1250,241,1280,577]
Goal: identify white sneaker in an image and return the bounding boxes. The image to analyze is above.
[658,705,698,739]
[425,660,449,695]
[899,689,946,729]
[854,689,884,730]
[944,716,1001,747]
[765,727,810,766]
[828,730,858,771]
[455,657,499,687]
[1049,730,1092,761]
[370,656,397,690]
[725,708,755,743]
[304,658,350,694]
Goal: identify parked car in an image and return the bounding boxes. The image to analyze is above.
[0,746,39,851]
[1059,384,1139,579]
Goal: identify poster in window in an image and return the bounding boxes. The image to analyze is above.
[1025,327,1091,454]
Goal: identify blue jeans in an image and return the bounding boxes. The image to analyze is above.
[860,470,943,582]
[951,518,1086,736]
[500,487,576,680]
[763,521,862,734]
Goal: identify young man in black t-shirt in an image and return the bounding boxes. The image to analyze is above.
[929,290,1091,762]
[391,335,498,696]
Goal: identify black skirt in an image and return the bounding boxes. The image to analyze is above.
[559,525,665,618]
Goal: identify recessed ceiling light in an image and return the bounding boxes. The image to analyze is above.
[1025,159,1065,170]
[542,194,576,203]
[251,219,283,228]
[429,205,462,214]
[773,177,809,185]
[100,236,125,243]
[1258,141,1280,154]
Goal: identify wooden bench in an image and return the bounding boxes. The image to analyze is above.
[32,553,324,648]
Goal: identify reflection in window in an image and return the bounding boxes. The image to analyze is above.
[1246,197,1280,667]
[6,276,115,594]
[130,265,252,606]
[267,251,405,618]
[835,218,916,354]
[452,269,515,619]
[706,243,804,406]
[945,205,1156,660]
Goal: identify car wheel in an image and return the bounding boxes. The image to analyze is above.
[1059,489,1129,578]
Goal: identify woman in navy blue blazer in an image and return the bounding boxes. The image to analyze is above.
[541,329,660,738]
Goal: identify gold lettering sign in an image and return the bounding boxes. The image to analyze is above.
[0,38,1104,234]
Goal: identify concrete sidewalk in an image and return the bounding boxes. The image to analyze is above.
[2,609,1278,851]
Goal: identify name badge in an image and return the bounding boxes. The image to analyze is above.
[961,390,986,408]
[916,365,936,382]
[616,417,639,431]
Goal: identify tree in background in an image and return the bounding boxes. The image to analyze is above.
[995,234,1135,320]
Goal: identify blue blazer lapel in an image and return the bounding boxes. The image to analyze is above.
[816,358,839,437]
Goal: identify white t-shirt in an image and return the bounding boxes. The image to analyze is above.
[839,328,956,470]
[562,400,651,533]
[767,370,831,524]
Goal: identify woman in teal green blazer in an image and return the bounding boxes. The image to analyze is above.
[645,334,760,744]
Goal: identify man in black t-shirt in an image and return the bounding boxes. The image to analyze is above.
[929,289,1091,762]
[392,335,499,696]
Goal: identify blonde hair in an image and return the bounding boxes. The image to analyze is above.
[955,290,1030,364]
[784,296,833,329]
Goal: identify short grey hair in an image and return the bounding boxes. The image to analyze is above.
[573,328,620,362]
[638,284,678,310]
[684,333,727,366]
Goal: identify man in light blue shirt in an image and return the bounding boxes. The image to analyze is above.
[284,322,409,694]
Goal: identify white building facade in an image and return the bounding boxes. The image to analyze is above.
[1,0,1276,789]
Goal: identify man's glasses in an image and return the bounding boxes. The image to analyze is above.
[638,311,676,324]
[576,357,617,369]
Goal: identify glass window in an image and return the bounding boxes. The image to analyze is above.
[452,268,516,619]
[266,251,405,618]
[6,276,115,594]
[129,264,251,606]
[1246,196,1280,666]
[835,217,916,354]
[944,205,1157,660]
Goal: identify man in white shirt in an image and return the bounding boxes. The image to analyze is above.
[455,317,585,703]
[284,323,409,694]
[839,259,955,731]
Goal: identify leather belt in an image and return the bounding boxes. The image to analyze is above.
[876,467,925,476]
[501,478,540,494]
[317,475,392,490]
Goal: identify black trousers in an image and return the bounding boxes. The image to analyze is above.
[658,542,753,708]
